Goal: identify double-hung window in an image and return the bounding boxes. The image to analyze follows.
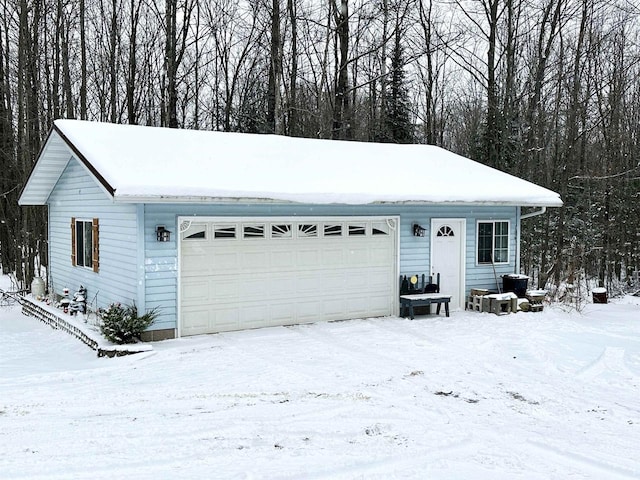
[71,218,99,272]
[477,220,509,264]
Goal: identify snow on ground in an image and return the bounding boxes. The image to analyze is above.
[1,297,640,480]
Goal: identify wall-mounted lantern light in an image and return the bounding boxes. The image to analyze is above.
[156,225,171,242]
[413,223,426,237]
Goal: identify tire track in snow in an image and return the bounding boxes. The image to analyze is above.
[528,439,640,479]
[576,346,640,383]
[287,319,431,375]
[274,434,477,480]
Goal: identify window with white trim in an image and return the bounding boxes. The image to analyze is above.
[477,220,509,264]
[71,217,99,272]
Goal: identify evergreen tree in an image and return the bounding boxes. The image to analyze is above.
[383,29,413,144]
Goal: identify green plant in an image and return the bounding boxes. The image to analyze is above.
[99,302,159,344]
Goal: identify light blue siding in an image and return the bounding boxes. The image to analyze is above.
[48,158,521,334]
[143,203,519,331]
[48,158,139,312]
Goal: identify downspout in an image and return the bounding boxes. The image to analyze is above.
[521,206,547,220]
[517,206,547,274]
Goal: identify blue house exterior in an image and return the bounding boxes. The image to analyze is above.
[20,121,562,339]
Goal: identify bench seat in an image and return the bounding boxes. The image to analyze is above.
[400,293,452,319]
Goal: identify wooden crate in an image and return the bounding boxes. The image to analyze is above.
[470,288,490,297]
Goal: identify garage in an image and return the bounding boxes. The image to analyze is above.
[179,216,399,336]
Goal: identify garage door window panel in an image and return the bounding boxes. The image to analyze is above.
[372,221,390,235]
[214,225,236,239]
[182,223,207,240]
[243,224,265,239]
[271,224,292,238]
[298,224,318,238]
[348,224,366,236]
[324,224,343,237]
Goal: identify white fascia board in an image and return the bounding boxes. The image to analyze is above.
[111,194,563,208]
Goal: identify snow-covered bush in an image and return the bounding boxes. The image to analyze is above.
[99,303,158,344]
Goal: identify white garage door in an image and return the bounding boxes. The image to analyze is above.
[179,216,398,336]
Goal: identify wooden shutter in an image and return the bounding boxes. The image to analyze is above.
[71,217,77,266]
[92,218,100,273]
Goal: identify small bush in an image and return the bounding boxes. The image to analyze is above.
[99,303,159,344]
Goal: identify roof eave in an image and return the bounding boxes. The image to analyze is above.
[111,194,563,208]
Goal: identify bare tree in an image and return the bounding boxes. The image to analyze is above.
[332,0,350,139]
[267,0,283,134]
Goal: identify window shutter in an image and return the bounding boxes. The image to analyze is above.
[71,217,77,266]
[92,218,100,273]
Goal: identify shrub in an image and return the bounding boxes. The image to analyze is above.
[99,302,159,344]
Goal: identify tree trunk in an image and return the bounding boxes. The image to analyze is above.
[332,0,350,140]
[286,0,298,135]
[485,0,500,168]
[267,0,282,134]
[127,0,142,124]
[79,0,87,119]
[165,0,179,128]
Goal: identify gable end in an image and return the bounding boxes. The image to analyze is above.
[18,126,115,206]
[52,124,115,198]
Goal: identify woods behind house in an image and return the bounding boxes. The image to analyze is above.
[1,0,638,292]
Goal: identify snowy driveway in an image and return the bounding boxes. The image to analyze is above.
[1,299,640,479]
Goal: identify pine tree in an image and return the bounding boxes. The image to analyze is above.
[383,29,413,144]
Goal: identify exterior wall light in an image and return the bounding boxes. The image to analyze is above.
[413,224,426,237]
[156,225,171,242]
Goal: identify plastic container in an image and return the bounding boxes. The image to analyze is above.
[31,276,45,299]
[502,274,529,298]
[592,287,608,304]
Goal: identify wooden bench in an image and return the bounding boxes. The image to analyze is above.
[400,293,452,319]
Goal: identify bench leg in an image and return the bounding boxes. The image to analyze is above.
[445,302,450,317]
[436,302,441,315]
[409,304,415,320]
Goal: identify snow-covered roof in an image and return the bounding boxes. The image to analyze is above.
[19,119,562,207]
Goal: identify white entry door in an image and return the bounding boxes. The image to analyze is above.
[430,219,466,310]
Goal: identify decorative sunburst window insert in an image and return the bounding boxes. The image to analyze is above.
[271,224,292,238]
[437,225,455,237]
[298,224,318,238]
